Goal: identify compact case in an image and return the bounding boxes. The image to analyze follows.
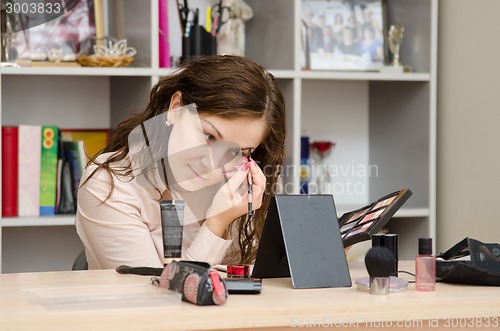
[338,188,413,247]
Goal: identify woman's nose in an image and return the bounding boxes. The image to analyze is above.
[200,155,212,170]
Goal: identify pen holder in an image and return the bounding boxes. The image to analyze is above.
[181,25,216,63]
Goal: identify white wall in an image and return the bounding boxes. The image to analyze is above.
[437,0,500,253]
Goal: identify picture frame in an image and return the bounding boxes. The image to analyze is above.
[10,0,96,63]
[301,0,386,71]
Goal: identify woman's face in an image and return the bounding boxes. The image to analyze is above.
[167,104,267,192]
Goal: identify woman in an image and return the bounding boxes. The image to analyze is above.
[75,55,286,269]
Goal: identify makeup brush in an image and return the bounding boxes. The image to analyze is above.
[115,265,163,276]
[364,246,395,295]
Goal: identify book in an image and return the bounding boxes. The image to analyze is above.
[39,126,60,216]
[56,158,75,214]
[300,136,310,194]
[62,140,86,208]
[1,126,19,217]
[56,133,76,214]
[18,125,42,217]
[61,129,109,163]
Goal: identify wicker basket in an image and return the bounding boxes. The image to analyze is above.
[76,55,134,67]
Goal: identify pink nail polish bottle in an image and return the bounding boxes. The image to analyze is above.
[415,237,436,292]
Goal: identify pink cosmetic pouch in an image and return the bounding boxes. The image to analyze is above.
[158,260,228,305]
[116,260,228,306]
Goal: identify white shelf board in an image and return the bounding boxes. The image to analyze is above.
[267,70,297,79]
[154,68,297,79]
[0,66,430,82]
[0,66,159,77]
[299,71,431,81]
[0,209,430,226]
[393,208,430,218]
[0,216,75,227]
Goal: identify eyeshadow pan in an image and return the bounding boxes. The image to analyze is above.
[349,208,369,222]
[340,221,358,233]
[359,209,384,224]
[345,221,374,238]
[360,220,374,231]
[372,195,398,211]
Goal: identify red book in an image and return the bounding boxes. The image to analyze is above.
[2,126,19,217]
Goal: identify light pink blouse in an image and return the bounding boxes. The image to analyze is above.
[75,153,234,270]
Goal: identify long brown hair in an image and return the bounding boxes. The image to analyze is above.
[83,55,286,264]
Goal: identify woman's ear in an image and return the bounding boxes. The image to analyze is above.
[169,91,182,111]
[167,91,183,124]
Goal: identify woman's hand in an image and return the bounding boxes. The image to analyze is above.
[205,159,266,238]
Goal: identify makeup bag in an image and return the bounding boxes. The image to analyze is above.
[116,261,228,306]
[436,237,500,286]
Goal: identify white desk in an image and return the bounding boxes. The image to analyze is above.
[0,261,499,330]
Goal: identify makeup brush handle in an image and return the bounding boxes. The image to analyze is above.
[115,265,164,276]
[369,276,390,295]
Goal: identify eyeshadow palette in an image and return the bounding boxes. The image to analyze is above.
[339,188,413,247]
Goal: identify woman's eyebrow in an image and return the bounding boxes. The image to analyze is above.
[201,118,223,139]
[201,118,255,152]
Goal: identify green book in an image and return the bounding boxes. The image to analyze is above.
[40,126,59,216]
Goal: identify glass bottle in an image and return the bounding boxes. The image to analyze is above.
[415,237,436,291]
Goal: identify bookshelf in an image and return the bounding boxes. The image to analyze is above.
[0,0,437,273]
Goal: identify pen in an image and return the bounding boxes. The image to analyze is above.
[247,149,253,218]
[211,15,218,37]
[206,6,212,33]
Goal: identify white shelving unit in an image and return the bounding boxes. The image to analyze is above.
[0,0,437,273]
[244,0,437,259]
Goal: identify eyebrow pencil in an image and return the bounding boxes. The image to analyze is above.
[247,149,253,218]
